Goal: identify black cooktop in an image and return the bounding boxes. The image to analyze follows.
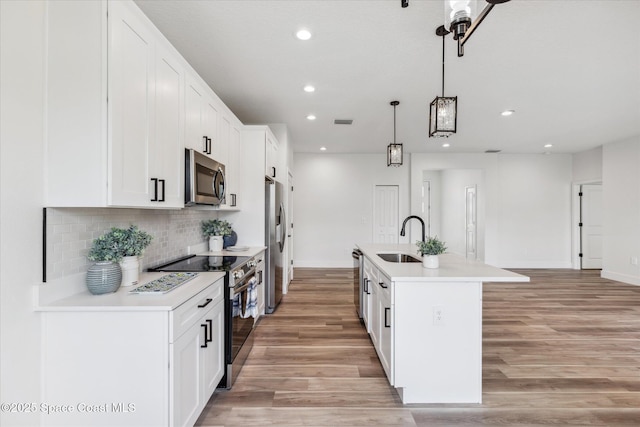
[149,255,249,273]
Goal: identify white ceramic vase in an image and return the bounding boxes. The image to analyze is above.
[119,255,140,287]
[209,235,223,252]
[423,255,439,269]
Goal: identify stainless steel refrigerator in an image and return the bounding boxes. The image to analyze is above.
[265,180,285,313]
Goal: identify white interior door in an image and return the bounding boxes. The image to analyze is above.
[421,180,432,237]
[287,172,294,285]
[581,184,603,269]
[373,185,399,243]
[465,186,477,260]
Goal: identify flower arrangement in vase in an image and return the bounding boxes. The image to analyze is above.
[87,225,153,291]
[201,219,234,251]
[416,236,447,269]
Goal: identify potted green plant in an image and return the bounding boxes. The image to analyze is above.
[416,236,447,269]
[87,225,153,290]
[201,219,233,251]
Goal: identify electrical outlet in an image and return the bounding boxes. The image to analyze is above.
[433,306,445,326]
[631,257,638,266]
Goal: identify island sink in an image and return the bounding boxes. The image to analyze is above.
[377,253,421,263]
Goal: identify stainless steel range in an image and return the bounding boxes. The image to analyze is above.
[149,254,261,389]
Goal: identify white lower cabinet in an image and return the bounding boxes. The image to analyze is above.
[41,277,224,427]
[171,291,224,427]
[367,264,394,385]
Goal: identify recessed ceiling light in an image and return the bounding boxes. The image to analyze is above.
[303,85,315,93]
[544,144,553,148]
[306,114,316,120]
[320,147,327,151]
[501,110,515,116]
[442,143,450,148]
[295,29,312,40]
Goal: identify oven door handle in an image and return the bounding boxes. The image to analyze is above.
[232,275,256,296]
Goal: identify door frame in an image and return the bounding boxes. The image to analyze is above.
[571,181,602,270]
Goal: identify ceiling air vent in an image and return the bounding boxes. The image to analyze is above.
[485,149,501,153]
[334,119,353,125]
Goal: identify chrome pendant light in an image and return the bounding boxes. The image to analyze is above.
[429,26,457,138]
[387,101,403,167]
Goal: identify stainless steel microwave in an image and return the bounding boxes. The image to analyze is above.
[185,149,226,206]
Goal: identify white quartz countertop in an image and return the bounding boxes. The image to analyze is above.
[36,271,225,312]
[198,246,266,258]
[357,244,529,283]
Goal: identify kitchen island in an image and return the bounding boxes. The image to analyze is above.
[356,243,529,404]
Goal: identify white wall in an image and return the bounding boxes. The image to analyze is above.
[411,153,573,268]
[293,153,410,268]
[0,1,46,424]
[573,146,603,183]
[602,137,640,285]
[439,169,484,258]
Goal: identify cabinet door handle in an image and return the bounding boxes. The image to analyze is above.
[207,137,212,154]
[364,278,370,295]
[200,323,208,348]
[159,179,166,202]
[150,178,158,201]
[230,193,237,207]
[379,281,387,289]
[384,307,391,328]
[198,298,213,308]
[271,166,276,178]
[202,136,208,153]
[206,319,213,343]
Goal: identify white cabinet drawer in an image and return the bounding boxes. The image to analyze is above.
[377,272,391,301]
[170,279,224,342]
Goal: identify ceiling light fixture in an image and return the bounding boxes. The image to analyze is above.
[387,101,403,167]
[306,114,316,120]
[401,1,511,57]
[501,109,515,116]
[442,143,451,148]
[303,85,315,93]
[320,147,327,151]
[544,144,553,148]
[429,26,457,138]
[446,0,511,57]
[295,29,312,41]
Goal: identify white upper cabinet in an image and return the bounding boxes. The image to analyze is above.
[46,0,184,208]
[109,1,184,208]
[265,134,279,180]
[185,74,220,159]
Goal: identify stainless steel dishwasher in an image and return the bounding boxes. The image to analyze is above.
[352,248,363,320]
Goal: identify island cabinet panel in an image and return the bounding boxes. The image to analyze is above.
[393,281,483,404]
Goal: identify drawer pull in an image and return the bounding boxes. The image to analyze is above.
[384,307,391,328]
[198,298,213,308]
[379,281,388,289]
[206,319,213,343]
[200,323,208,348]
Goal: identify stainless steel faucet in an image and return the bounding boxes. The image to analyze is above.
[400,215,425,242]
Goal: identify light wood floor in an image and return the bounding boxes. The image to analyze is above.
[196,268,640,426]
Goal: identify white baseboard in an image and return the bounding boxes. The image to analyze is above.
[601,270,640,286]
[294,260,352,269]
[488,260,573,269]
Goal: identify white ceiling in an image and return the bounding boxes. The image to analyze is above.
[135,0,640,155]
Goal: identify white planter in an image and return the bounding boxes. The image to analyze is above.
[119,255,140,287]
[422,255,439,269]
[209,235,223,252]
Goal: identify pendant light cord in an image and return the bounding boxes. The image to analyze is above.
[441,32,446,97]
[393,104,397,143]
